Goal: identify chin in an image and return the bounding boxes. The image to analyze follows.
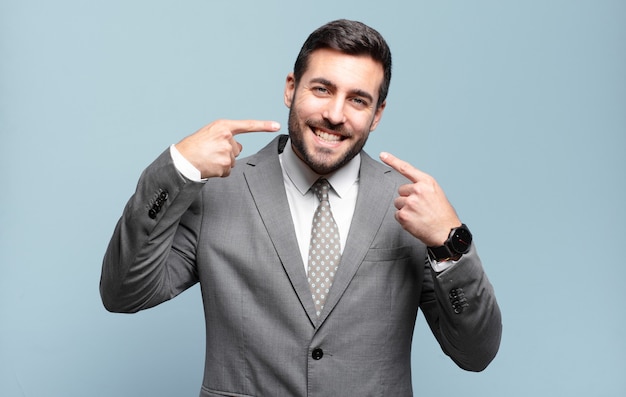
[305,147,356,175]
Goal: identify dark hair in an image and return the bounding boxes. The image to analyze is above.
[293,19,392,108]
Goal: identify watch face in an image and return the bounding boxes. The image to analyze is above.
[450,226,472,254]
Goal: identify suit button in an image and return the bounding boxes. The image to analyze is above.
[148,209,157,219]
[312,348,324,360]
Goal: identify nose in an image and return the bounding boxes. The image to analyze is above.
[322,96,347,125]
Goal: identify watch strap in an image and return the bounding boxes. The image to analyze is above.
[427,245,456,262]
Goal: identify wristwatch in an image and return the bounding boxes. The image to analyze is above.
[427,224,473,262]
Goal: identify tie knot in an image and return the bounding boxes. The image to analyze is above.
[312,179,331,203]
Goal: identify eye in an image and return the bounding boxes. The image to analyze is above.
[351,97,368,108]
[313,86,329,95]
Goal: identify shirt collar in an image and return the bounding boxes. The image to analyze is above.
[280,138,360,198]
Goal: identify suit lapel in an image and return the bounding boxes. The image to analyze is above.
[317,152,396,325]
[243,136,319,323]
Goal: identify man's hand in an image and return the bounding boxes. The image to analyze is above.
[380,152,461,247]
[175,119,281,178]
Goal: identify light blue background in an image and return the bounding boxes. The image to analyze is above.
[1,0,624,396]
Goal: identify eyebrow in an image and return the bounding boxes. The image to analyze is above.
[310,77,375,104]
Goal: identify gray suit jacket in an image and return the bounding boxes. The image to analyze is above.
[101,135,501,396]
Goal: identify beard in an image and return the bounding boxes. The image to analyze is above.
[287,106,371,175]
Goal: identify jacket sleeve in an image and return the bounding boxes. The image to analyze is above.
[419,244,502,371]
[100,149,205,313]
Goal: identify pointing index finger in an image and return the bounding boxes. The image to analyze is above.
[230,119,281,135]
[379,152,427,183]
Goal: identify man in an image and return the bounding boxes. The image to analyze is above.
[101,19,501,396]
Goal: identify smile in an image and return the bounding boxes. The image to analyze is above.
[313,128,344,143]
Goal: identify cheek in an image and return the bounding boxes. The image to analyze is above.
[295,99,320,117]
[348,111,376,132]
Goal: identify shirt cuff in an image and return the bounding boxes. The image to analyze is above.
[427,255,458,273]
[169,144,206,182]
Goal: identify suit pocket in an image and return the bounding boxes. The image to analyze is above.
[346,245,417,313]
[363,245,414,262]
[200,386,254,397]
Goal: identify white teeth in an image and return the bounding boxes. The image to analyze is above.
[314,129,341,142]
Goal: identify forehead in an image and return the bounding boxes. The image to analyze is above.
[302,48,384,97]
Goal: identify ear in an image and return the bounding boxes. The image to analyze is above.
[284,73,296,108]
[369,100,386,131]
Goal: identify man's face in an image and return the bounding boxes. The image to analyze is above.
[284,48,386,175]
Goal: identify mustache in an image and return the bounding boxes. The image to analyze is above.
[306,119,350,137]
